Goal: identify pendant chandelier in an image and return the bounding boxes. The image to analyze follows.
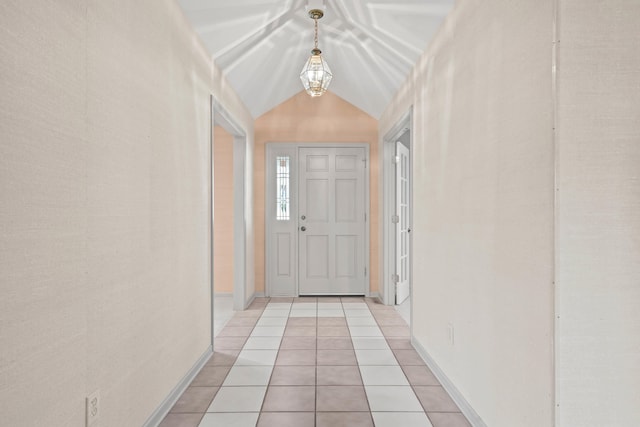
[299,9,332,97]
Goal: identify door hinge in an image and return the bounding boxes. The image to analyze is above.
[364,213,367,222]
[392,274,400,283]
[364,267,367,277]
[363,158,367,168]
[391,214,400,224]
[393,155,400,164]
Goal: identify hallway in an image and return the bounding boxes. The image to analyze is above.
[159,297,470,427]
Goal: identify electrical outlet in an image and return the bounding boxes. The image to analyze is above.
[447,323,455,345]
[86,390,100,427]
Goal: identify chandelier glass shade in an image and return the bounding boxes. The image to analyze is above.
[300,9,332,97]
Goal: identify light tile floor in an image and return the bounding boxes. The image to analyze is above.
[159,297,471,427]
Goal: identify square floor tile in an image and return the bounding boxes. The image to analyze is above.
[293,297,317,303]
[223,366,273,386]
[317,365,363,385]
[344,310,373,318]
[256,317,288,327]
[365,385,423,412]
[261,309,291,318]
[226,317,260,327]
[316,337,353,350]
[413,386,460,412]
[355,349,398,365]
[317,317,347,326]
[251,326,285,337]
[283,326,316,337]
[381,325,410,337]
[317,326,350,337]
[257,412,315,427]
[235,349,278,366]
[349,326,383,337]
[341,297,365,302]
[316,303,342,309]
[317,297,342,303]
[317,349,357,365]
[317,309,345,317]
[292,303,317,309]
[207,349,240,366]
[368,303,395,311]
[234,310,263,318]
[267,303,293,309]
[427,412,472,427]
[346,317,378,326]
[393,349,426,365]
[191,366,231,386]
[159,413,203,427]
[402,366,440,385]
[351,337,389,349]
[275,349,316,366]
[287,317,316,326]
[372,412,433,427]
[214,337,248,350]
[217,327,254,337]
[376,316,408,326]
[262,386,315,412]
[280,336,316,349]
[206,386,267,412]
[269,366,316,385]
[316,386,369,412]
[270,297,294,303]
[342,302,368,308]
[316,412,374,427]
[248,302,268,310]
[170,387,218,413]
[359,365,409,385]
[289,310,317,317]
[386,338,413,350]
[243,336,282,350]
[199,412,259,427]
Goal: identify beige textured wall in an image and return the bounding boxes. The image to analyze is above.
[379,1,555,426]
[556,1,640,425]
[213,126,235,294]
[0,1,252,426]
[254,91,379,294]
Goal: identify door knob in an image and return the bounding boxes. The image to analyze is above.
[300,226,306,231]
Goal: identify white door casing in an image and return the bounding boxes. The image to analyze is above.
[395,141,410,304]
[265,143,369,297]
[298,147,367,295]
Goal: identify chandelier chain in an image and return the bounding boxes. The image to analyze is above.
[314,17,318,50]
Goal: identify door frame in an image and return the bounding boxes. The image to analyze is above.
[211,96,249,348]
[265,142,371,297]
[382,109,413,306]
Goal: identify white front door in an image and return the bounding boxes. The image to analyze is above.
[298,147,367,295]
[395,141,410,304]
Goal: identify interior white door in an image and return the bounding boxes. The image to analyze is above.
[298,147,366,295]
[395,141,410,304]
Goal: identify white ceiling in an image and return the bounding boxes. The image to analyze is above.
[178,0,454,118]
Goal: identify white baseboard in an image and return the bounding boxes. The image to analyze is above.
[245,291,265,308]
[411,339,487,427]
[214,292,233,298]
[368,291,382,302]
[142,346,213,427]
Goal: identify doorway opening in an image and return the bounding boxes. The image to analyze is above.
[211,97,248,343]
[383,111,413,325]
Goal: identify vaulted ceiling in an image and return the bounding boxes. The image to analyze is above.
[177,0,454,118]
